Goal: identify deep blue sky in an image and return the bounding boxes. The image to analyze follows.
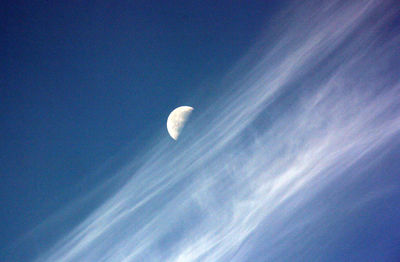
[3,1,400,262]
[1,0,283,254]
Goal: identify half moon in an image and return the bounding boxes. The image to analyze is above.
[167,106,194,140]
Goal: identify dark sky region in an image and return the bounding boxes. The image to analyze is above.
[2,0,400,261]
[2,0,281,248]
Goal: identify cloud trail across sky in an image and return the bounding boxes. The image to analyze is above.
[30,0,400,261]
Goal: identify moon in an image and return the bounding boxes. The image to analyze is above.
[167,106,194,140]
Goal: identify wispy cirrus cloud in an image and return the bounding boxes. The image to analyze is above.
[35,0,400,261]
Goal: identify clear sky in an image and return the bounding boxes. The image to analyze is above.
[2,0,400,261]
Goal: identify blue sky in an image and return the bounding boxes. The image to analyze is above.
[2,0,279,249]
[2,0,400,261]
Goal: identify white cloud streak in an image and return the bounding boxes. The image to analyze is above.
[36,0,400,261]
